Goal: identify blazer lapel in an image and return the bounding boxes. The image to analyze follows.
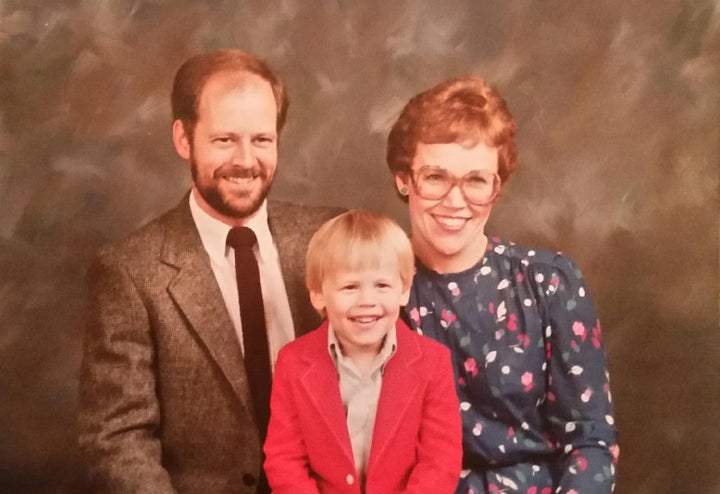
[299,324,355,467]
[368,322,423,469]
[161,199,252,410]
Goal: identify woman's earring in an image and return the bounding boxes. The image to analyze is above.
[398,185,409,196]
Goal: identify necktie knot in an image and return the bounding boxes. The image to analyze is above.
[227,226,257,249]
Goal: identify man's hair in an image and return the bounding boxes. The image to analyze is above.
[171,49,288,136]
[306,210,414,294]
[387,76,518,184]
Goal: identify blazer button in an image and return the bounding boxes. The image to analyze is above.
[242,473,257,486]
[346,473,354,485]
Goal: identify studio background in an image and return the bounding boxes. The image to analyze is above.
[1,1,718,493]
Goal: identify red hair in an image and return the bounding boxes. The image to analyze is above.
[387,76,517,183]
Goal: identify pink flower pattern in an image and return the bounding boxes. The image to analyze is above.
[405,237,617,494]
[465,357,479,377]
[409,306,421,326]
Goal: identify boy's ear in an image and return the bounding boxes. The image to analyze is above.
[400,285,411,306]
[172,119,191,161]
[309,290,326,314]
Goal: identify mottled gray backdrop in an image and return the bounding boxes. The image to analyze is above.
[0,1,718,493]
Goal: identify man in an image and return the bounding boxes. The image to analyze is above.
[78,50,342,494]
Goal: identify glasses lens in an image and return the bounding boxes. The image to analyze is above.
[415,167,451,200]
[462,170,499,205]
[415,167,499,205]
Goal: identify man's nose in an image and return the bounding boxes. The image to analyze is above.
[233,141,254,165]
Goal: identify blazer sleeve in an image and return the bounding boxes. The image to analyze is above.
[263,347,321,494]
[404,344,463,494]
[78,252,177,494]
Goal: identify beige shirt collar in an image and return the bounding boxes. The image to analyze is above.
[327,323,397,375]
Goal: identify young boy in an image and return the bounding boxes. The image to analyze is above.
[263,210,462,494]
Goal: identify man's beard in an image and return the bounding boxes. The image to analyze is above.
[191,159,273,220]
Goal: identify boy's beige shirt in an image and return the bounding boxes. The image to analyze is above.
[327,326,397,489]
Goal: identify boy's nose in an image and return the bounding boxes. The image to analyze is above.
[356,287,377,306]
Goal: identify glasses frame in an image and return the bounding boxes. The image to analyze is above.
[407,165,502,207]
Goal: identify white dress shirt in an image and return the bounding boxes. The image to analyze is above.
[189,191,295,370]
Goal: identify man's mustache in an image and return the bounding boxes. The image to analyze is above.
[213,163,266,180]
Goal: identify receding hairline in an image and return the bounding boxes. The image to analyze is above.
[171,50,288,134]
[195,71,276,111]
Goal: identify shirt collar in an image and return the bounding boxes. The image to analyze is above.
[327,323,398,373]
[189,189,272,261]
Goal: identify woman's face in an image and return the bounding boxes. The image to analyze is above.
[396,141,499,273]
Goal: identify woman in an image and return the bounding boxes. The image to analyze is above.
[387,77,618,493]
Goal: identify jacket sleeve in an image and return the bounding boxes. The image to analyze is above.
[542,254,619,493]
[78,252,177,494]
[263,348,322,494]
[404,344,463,494]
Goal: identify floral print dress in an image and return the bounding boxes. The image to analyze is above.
[405,237,618,494]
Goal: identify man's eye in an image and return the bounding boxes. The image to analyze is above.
[214,137,232,144]
[255,136,276,145]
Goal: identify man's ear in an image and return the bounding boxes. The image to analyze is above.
[172,119,191,161]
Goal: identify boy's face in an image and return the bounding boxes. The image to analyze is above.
[310,256,410,358]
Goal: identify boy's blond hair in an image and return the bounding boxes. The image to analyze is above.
[306,210,415,294]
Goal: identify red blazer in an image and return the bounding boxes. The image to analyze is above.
[264,320,462,494]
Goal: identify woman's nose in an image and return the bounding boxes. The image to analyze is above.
[442,183,467,208]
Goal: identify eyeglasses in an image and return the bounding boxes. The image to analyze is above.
[409,165,501,206]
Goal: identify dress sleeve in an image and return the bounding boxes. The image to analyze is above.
[263,348,322,494]
[78,252,177,494]
[541,254,619,493]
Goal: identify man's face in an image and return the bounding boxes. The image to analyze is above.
[173,73,278,225]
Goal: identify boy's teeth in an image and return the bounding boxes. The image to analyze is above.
[353,316,378,323]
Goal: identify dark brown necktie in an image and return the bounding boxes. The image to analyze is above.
[227,227,272,494]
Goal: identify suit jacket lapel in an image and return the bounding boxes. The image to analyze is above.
[161,199,252,411]
[267,201,323,337]
[368,322,423,469]
[267,201,304,334]
[298,324,355,467]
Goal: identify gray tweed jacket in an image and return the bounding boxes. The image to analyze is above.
[78,196,343,494]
